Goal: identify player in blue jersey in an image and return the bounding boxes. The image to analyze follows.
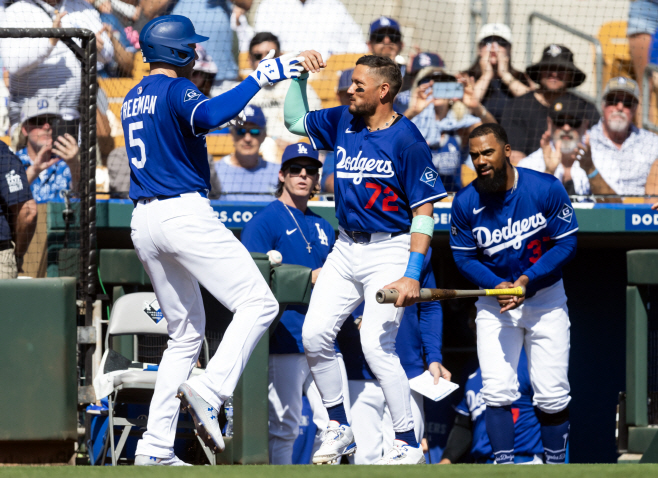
[440,348,543,464]
[284,53,447,464]
[121,15,306,466]
[241,143,351,464]
[450,123,577,465]
[336,248,450,464]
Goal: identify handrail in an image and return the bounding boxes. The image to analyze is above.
[470,0,488,62]
[642,64,658,134]
[527,12,604,108]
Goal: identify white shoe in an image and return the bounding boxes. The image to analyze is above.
[134,454,192,466]
[375,440,426,465]
[177,383,225,453]
[312,421,357,464]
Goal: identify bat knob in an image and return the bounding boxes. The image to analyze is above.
[376,289,399,304]
[375,290,386,304]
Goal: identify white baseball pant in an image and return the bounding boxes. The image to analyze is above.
[476,280,571,413]
[130,193,279,458]
[348,379,425,464]
[268,353,351,464]
[302,231,414,433]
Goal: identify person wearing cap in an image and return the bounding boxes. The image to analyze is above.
[501,44,600,164]
[367,16,404,65]
[627,0,658,125]
[518,95,592,196]
[214,104,279,201]
[577,77,658,197]
[405,66,496,191]
[462,23,533,123]
[16,97,80,203]
[241,142,347,464]
[394,52,444,115]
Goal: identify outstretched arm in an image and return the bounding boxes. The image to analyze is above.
[284,50,326,136]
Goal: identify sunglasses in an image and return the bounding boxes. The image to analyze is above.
[26,115,58,127]
[287,164,320,176]
[418,74,454,86]
[553,116,583,129]
[479,36,511,48]
[370,30,402,44]
[604,95,637,108]
[236,128,262,136]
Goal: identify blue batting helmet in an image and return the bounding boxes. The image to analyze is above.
[139,15,209,67]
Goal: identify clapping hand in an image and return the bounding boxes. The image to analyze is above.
[249,50,306,87]
[541,130,561,175]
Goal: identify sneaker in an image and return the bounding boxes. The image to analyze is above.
[177,383,225,453]
[375,439,426,465]
[134,455,191,466]
[312,421,357,464]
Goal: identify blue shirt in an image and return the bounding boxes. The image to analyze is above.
[241,199,336,354]
[337,248,443,380]
[1,142,32,241]
[455,348,543,461]
[18,148,71,203]
[304,106,447,233]
[214,156,279,202]
[450,168,578,296]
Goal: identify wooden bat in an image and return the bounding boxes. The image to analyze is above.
[375,286,526,304]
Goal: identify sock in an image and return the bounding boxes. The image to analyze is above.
[541,414,570,464]
[326,403,349,426]
[485,405,515,464]
[395,429,419,447]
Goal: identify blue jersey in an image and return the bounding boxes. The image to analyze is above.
[450,168,578,296]
[456,349,543,461]
[304,106,447,233]
[121,74,212,200]
[240,200,335,354]
[337,248,442,380]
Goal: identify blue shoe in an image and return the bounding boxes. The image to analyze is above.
[177,383,225,453]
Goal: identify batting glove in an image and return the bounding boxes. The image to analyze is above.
[250,49,305,87]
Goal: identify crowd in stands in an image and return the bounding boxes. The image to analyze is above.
[0,0,658,205]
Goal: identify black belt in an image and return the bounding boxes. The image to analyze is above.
[0,240,13,251]
[133,190,208,206]
[343,229,408,245]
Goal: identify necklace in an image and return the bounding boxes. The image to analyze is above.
[367,114,398,132]
[283,203,312,253]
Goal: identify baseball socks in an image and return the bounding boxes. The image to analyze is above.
[485,405,515,464]
[394,429,419,448]
[539,408,570,464]
[327,403,349,426]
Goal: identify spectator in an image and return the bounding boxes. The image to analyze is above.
[16,98,80,203]
[93,0,137,77]
[462,23,533,124]
[500,44,599,164]
[320,69,351,194]
[396,52,444,113]
[627,0,658,125]
[0,0,114,126]
[190,44,218,97]
[518,95,592,196]
[254,0,367,61]
[406,67,496,192]
[214,105,279,201]
[577,77,658,196]
[367,16,404,64]
[0,141,37,279]
[248,33,322,153]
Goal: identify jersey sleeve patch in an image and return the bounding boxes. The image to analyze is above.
[420,167,438,187]
[557,203,574,223]
[184,89,202,102]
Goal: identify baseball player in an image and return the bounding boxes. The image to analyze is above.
[440,348,544,464]
[240,142,351,464]
[121,15,305,466]
[285,53,447,464]
[336,247,449,464]
[450,123,577,464]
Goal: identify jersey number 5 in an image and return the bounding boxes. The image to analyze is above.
[129,122,147,169]
[365,182,398,211]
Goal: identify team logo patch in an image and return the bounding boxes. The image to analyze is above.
[420,167,438,187]
[143,298,164,324]
[5,170,23,193]
[451,225,457,236]
[137,86,142,95]
[547,44,562,57]
[557,203,574,223]
[184,89,202,102]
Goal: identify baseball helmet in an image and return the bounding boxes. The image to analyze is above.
[139,15,209,67]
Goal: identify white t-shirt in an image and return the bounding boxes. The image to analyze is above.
[518,146,591,196]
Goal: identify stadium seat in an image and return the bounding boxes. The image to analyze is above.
[0,136,9,147]
[98,78,139,100]
[309,53,362,104]
[133,52,150,80]
[238,51,252,79]
[207,134,235,158]
[598,21,633,86]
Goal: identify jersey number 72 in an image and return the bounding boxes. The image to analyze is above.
[364,182,398,211]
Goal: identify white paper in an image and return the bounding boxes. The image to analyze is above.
[409,370,460,402]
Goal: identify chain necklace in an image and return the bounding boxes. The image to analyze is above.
[367,114,398,132]
[283,203,312,253]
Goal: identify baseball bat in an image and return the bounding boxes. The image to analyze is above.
[375,286,526,304]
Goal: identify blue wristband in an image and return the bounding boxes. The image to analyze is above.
[403,252,425,281]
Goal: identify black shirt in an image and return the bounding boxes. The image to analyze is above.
[501,91,600,156]
[0,142,32,241]
[481,78,521,124]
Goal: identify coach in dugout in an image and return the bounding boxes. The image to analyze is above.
[0,141,37,278]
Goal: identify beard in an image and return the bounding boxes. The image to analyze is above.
[349,98,378,117]
[607,113,630,133]
[476,162,508,193]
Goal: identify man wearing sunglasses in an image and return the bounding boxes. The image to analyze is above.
[214,105,280,202]
[518,95,591,196]
[16,97,80,203]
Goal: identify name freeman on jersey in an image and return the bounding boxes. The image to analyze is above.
[121,95,158,120]
[472,212,547,257]
[335,146,394,185]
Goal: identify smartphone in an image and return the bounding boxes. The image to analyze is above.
[432,82,464,99]
[51,119,77,142]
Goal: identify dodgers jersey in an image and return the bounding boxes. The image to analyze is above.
[450,168,578,296]
[121,75,211,200]
[456,348,543,461]
[240,200,335,354]
[304,106,447,233]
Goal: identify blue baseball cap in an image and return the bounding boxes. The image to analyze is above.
[281,142,322,169]
[369,16,401,35]
[242,104,266,128]
[411,52,445,74]
[337,68,353,92]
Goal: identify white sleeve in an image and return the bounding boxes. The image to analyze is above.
[336,4,367,53]
[0,9,55,76]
